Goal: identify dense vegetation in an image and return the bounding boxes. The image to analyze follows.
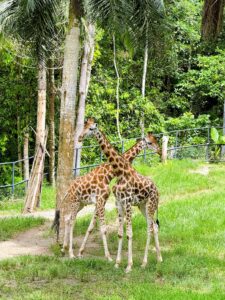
[0,0,225,163]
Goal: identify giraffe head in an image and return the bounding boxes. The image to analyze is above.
[78,118,98,142]
[144,132,161,155]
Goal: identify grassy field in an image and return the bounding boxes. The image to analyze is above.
[0,185,56,214]
[0,160,224,299]
[0,217,45,241]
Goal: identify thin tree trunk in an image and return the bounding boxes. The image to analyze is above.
[74,23,95,176]
[48,60,56,186]
[25,59,46,208]
[113,34,122,142]
[36,60,47,147]
[23,129,48,213]
[56,4,81,242]
[23,131,29,191]
[142,39,148,98]
[17,115,23,176]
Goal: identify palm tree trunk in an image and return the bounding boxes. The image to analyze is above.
[56,3,81,242]
[48,60,56,186]
[113,34,122,142]
[74,23,95,177]
[24,59,47,211]
[36,60,47,147]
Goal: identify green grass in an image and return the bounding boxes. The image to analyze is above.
[0,160,224,299]
[0,184,56,214]
[0,217,45,241]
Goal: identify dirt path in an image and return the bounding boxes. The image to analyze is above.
[0,202,115,220]
[0,203,115,260]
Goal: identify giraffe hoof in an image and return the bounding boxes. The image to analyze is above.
[114,263,120,269]
[77,253,83,259]
[125,266,132,273]
[157,256,163,263]
[69,253,75,259]
[141,262,147,269]
[61,249,66,256]
[107,256,113,262]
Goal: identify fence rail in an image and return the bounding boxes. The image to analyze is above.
[0,126,225,198]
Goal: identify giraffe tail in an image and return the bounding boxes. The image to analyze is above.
[156,207,160,228]
[51,209,60,242]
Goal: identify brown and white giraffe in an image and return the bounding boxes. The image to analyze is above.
[77,132,160,258]
[79,118,162,273]
[53,122,160,261]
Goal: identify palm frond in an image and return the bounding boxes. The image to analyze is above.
[0,0,66,62]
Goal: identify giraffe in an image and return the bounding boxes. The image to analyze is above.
[53,124,160,261]
[79,118,162,273]
[77,133,161,258]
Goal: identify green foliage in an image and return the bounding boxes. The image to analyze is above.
[210,127,225,161]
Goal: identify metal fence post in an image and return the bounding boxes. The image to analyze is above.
[175,131,178,158]
[12,162,15,196]
[206,127,210,162]
[143,147,146,162]
[74,148,78,176]
[100,150,103,162]
[121,140,124,154]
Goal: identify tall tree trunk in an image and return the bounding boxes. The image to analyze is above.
[142,40,148,98]
[23,130,29,191]
[48,60,56,186]
[25,59,47,209]
[56,3,81,242]
[74,23,95,176]
[113,34,122,142]
[36,60,47,147]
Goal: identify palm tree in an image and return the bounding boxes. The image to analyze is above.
[0,0,64,209]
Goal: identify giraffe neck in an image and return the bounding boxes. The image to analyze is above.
[122,139,145,163]
[94,129,128,175]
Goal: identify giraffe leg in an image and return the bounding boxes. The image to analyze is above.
[68,216,75,258]
[62,213,71,254]
[125,201,133,273]
[77,210,97,258]
[153,221,163,262]
[141,204,153,268]
[115,201,124,268]
[68,203,80,259]
[97,200,112,262]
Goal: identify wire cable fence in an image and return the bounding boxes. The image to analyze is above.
[0,126,224,200]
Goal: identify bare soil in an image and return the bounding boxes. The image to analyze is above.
[0,203,115,260]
